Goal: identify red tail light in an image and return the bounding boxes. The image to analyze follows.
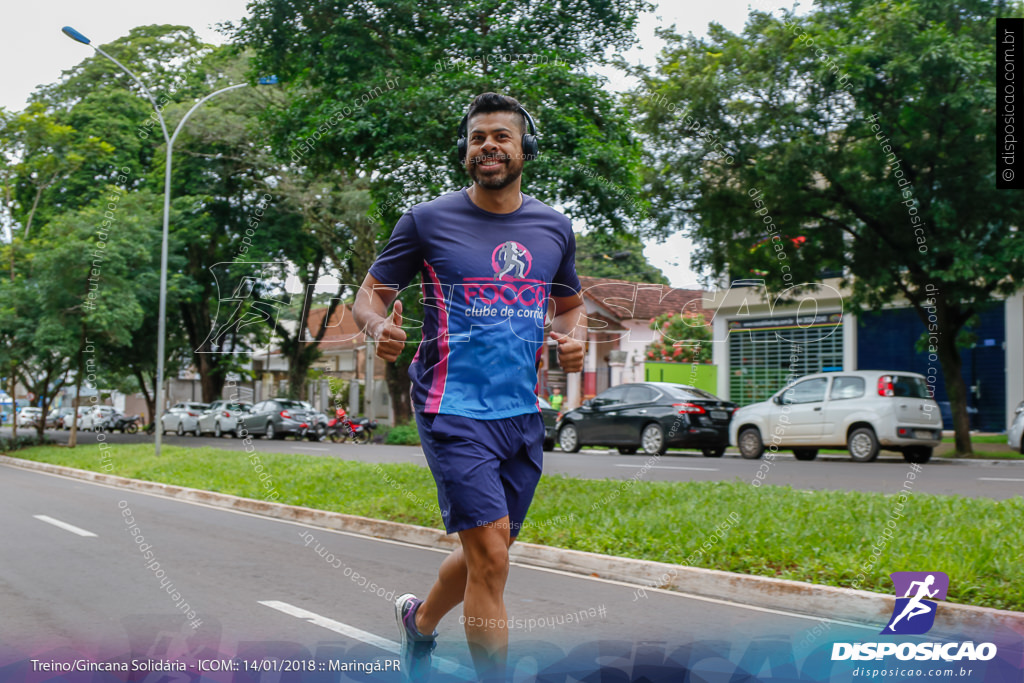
[732,407,739,416]
[878,375,894,397]
[280,410,292,419]
[223,411,231,418]
[673,403,706,414]
[187,411,198,417]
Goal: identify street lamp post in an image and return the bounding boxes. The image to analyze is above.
[62,26,251,456]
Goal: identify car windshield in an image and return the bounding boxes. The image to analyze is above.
[892,375,931,399]
[664,385,720,401]
[277,400,307,410]
[226,402,249,411]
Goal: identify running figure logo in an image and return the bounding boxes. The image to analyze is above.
[492,241,532,280]
[882,571,949,635]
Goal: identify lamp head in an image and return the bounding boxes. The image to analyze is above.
[61,26,91,45]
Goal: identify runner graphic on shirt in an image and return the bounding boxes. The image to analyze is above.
[494,240,529,279]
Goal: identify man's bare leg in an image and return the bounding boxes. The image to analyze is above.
[413,518,513,680]
[414,547,468,635]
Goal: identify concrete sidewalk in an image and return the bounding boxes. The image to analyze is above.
[2,454,1021,639]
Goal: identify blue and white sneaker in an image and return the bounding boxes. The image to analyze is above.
[395,593,437,680]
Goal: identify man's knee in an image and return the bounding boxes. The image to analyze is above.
[462,528,510,584]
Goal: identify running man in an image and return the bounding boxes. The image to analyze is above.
[886,574,939,631]
[353,92,585,681]
[494,240,528,279]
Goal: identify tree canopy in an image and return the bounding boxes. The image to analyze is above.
[633,0,1023,453]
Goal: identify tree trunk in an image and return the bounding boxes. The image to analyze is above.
[199,358,226,404]
[69,373,83,448]
[69,326,88,448]
[133,367,155,428]
[385,362,412,425]
[8,370,16,440]
[935,330,973,456]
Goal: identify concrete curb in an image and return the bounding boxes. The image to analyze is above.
[4,454,1021,638]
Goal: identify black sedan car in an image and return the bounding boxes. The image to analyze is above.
[537,396,559,451]
[236,398,318,440]
[556,382,736,456]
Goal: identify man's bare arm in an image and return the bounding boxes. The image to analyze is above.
[352,273,406,362]
[549,293,586,373]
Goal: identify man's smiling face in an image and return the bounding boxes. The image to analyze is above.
[465,110,526,190]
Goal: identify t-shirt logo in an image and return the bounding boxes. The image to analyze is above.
[492,241,532,280]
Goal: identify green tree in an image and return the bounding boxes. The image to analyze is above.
[20,188,157,443]
[634,0,1024,455]
[575,232,669,284]
[646,312,712,363]
[38,27,294,403]
[232,0,654,420]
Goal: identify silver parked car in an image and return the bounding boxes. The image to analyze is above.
[730,370,942,463]
[236,398,317,440]
[1008,400,1024,454]
[196,400,252,437]
[160,402,211,436]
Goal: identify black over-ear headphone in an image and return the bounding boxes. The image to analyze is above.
[457,105,539,164]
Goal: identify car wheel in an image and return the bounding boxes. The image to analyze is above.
[641,423,666,455]
[265,423,276,440]
[194,424,202,437]
[903,446,932,464]
[558,423,581,453]
[738,427,765,460]
[702,447,726,458]
[848,427,880,462]
[176,423,184,436]
[618,446,638,455]
[792,448,818,461]
[214,423,222,438]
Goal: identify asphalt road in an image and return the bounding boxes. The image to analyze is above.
[8,427,1024,500]
[0,464,883,680]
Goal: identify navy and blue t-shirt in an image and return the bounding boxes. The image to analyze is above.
[369,188,581,420]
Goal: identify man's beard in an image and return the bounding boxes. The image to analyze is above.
[467,152,524,190]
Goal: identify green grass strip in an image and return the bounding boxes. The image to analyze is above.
[10,444,1023,612]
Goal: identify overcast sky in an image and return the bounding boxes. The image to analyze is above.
[1,0,790,288]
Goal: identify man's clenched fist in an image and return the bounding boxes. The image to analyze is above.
[550,331,584,373]
[371,300,407,362]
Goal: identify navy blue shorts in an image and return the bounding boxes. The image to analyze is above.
[414,410,545,537]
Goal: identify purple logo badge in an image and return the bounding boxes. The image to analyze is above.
[882,571,949,635]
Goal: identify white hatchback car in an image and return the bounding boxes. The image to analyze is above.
[730,370,942,463]
[16,407,42,427]
[80,406,117,431]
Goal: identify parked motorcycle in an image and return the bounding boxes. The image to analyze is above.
[298,414,328,441]
[326,408,376,444]
[99,413,141,434]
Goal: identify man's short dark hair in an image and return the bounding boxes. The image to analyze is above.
[465,92,527,135]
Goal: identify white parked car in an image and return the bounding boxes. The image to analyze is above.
[79,406,116,431]
[1008,400,1024,454]
[196,400,252,437]
[16,407,42,428]
[730,370,942,463]
[160,402,211,436]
